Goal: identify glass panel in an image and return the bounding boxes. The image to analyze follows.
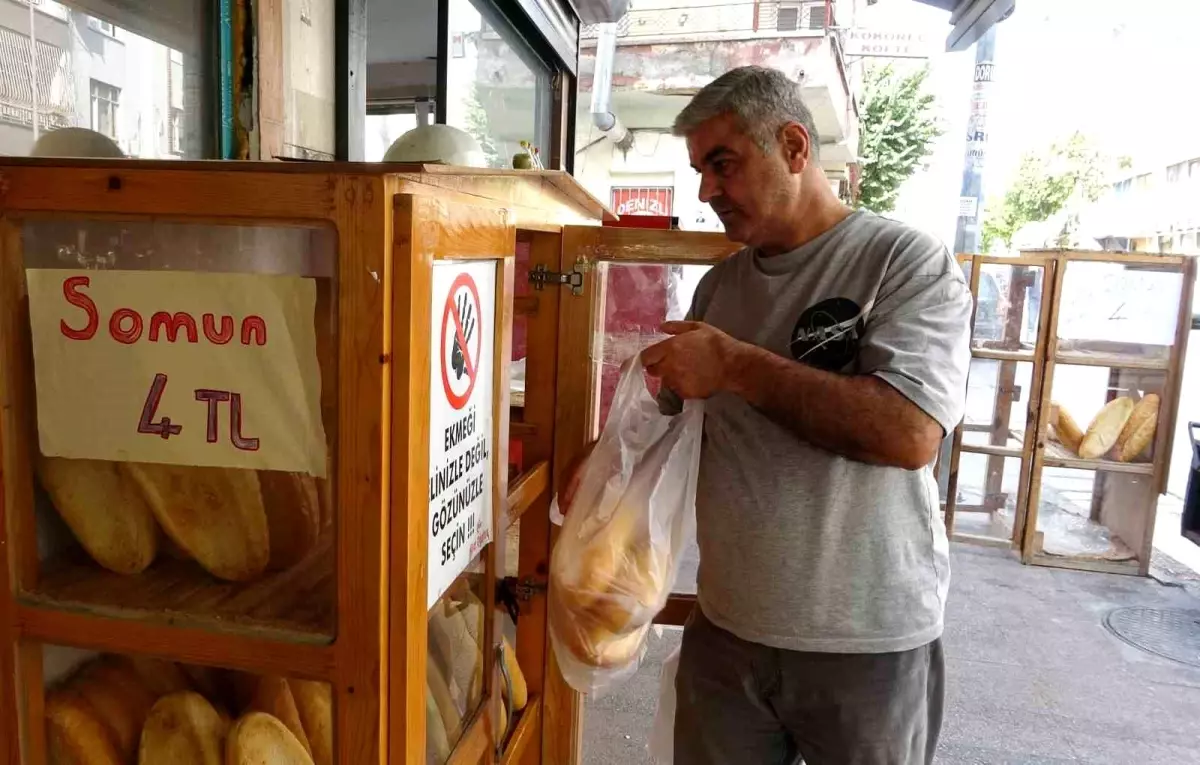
[365,111,419,162]
[1056,260,1184,366]
[36,644,334,764]
[951,453,1020,544]
[18,218,337,639]
[972,262,1045,353]
[594,263,710,595]
[1034,467,1153,564]
[445,0,552,169]
[428,565,487,764]
[1044,364,1168,467]
[1,1,211,158]
[961,359,1035,451]
[595,263,711,426]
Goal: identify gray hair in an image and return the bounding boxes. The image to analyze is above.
[673,66,820,158]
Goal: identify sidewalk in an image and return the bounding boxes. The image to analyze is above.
[582,544,1200,764]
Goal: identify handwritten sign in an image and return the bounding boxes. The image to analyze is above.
[427,261,496,607]
[26,269,327,477]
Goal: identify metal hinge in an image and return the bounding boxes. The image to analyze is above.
[513,576,548,601]
[528,257,591,296]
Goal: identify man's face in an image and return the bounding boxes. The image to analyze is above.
[686,113,803,247]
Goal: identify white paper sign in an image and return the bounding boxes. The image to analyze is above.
[428,260,496,608]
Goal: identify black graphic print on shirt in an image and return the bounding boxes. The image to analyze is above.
[789,297,866,371]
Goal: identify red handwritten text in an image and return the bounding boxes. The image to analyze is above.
[59,276,267,346]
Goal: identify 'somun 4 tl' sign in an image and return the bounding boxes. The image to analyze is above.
[26,269,328,477]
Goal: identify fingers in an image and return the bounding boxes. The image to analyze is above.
[641,338,669,368]
[661,320,702,336]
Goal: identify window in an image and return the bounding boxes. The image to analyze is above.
[0,3,211,158]
[445,0,552,170]
[365,100,434,161]
[169,108,183,154]
[1167,162,1186,184]
[88,16,116,36]
[777,6,800,30]
[90,80,120,140]
[1113,179,1132,196]
[1189,159,1200,179]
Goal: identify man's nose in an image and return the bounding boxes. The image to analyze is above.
[698,172,720,203]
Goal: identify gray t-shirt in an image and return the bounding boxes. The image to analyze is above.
[666,209,972,654]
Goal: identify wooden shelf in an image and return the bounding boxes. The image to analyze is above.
[23,537,335,645]
[1028,553,1140,577]
[506,461,549,527]
[1041,441,1155,475]
[971,348,1036,363]
[500,697,541,765]
[960,442,1023,459]
[1054,351,1171,371]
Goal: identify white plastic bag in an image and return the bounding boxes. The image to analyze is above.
[548,357,702,695]
[650,644,682,764]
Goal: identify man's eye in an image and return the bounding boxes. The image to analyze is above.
[713,160,733,176]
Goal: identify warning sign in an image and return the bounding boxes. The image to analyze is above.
[428,260,496,607]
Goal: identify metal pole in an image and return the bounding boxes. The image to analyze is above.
[953,25,997,255]
[29,0,39,141]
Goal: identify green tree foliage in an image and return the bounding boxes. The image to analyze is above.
[464,85,504,169]
[981,133,1111,251]
[856,64,941,213]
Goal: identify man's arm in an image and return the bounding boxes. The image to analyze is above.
[724,343,942,470]
[642,250,972,471]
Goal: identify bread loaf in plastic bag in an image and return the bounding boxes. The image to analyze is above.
[549,357,701,694]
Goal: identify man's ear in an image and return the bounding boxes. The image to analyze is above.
[779,123,811,173]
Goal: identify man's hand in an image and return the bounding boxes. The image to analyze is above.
[641,321,745,400]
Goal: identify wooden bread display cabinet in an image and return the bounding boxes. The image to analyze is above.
[945,250,1195,576]
[0,158,649,765]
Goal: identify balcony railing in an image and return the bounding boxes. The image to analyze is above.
[581,1,834,42]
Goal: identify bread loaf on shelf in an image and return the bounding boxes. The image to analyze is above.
[499,636,528,712]
[45,688,123,765]
[127,656,194,698]
[244,676,313,757]
[122,463,270,582]
[1079,397,1135,460]
[427,653,463,739]
[257,471,323,571]
[72,657,158,761]
[426,684,452,764]
[289,680,333,765]
[1051,402,1085,455]
[137,692,228,765]
[37,457,159,575]
[1116,394,1160,463]
[226,712,316,765]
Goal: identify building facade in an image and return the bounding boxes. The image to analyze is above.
[0,0,187,158]
[574,0,862,232]
[1080,146,1200,254]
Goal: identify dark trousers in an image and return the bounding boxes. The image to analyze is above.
[674,608,945,765]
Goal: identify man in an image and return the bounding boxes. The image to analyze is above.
[639,66,972,764]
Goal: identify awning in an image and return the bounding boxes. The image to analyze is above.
[910,0,1015,52]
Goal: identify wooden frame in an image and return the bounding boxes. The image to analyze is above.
[545,224,740,765]
[944,253,1056,550]
[0,158,607,765]
[947,250,1195,576]
[1022,250,1196,576]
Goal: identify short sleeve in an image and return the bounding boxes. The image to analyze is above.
[857,243,973,435]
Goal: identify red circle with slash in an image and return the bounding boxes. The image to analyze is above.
[440,272,483,410]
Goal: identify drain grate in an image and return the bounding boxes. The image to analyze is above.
[1103,607,1200,668]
